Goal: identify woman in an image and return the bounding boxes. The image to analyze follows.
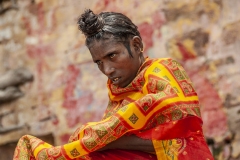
[13,9,214,160]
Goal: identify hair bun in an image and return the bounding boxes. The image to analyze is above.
[78,9,104,37]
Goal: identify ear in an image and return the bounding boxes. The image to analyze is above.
[131,36,143,54]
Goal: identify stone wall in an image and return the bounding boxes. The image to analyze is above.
[0,0,239,159]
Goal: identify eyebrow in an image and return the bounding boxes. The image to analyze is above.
[93,50,118,63]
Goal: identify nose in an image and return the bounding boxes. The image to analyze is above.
[102,63,114,76]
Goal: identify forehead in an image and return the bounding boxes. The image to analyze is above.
[89,39,125,59]
[89,36,122,48]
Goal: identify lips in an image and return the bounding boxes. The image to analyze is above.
[113,77,119,82]
[110,77,121,84]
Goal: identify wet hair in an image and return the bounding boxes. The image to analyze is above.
[77,9,142,57]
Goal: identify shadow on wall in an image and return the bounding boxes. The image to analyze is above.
[0,68,33,159]
[0,68,33,104]
[0,0,19,14]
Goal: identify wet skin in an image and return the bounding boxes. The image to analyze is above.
[89,36,144,88]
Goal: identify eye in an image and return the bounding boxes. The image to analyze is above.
[95,61,102,66]
[109,53,116,59]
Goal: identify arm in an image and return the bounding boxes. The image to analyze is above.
[98,135,155,152]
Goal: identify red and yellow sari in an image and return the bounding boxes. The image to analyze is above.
[13,58,214,160]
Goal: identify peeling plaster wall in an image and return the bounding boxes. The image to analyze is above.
[0,0,240,159]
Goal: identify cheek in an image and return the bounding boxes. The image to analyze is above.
[98,66,103,73]
[115,61,128,69]
[122,59,132,67]
[99,67,107,75]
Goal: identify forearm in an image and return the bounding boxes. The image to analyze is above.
[98,135,155,152]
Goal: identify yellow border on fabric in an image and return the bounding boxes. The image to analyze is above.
[117,96,198,131]
[156,62,186,98]
[153,139,179,160]
[118,102,146,129]
[63,140,88,159]
[143,59,198,100]
[108,83,146,101]
[127,91,145,101]
[33,142,52,157]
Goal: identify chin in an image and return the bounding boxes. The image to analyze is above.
[117,79,132,88]
[119,83,130,88]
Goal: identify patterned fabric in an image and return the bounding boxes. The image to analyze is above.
[13,58,214,160]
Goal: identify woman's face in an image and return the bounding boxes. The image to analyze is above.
[89,36,143,88]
